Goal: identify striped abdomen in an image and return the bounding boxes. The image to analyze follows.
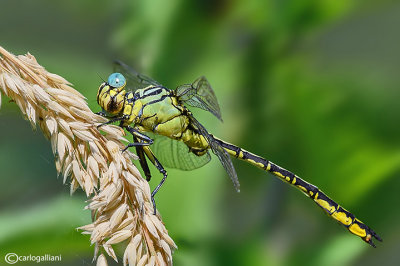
[213,137,381,247]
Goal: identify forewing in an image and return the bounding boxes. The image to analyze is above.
[147,133,211,171]
[113,60,162,92]
[175,84,194,99]
[190,116,240,191]
[175,77,222,121]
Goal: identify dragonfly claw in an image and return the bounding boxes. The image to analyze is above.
[122,146,129,153]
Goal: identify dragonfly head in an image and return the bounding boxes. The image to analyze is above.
[97,73,127,115]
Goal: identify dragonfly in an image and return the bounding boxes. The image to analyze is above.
[96,61,382,248]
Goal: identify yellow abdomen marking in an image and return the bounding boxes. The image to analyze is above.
[332,211,352,226]
[314,198,336,214]
[349,222,367,237]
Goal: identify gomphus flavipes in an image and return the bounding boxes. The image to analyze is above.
[96,61,381,247]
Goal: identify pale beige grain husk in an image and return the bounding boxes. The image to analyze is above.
[0,46,176,266]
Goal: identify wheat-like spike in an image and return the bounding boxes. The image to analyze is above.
[0,46,176,266]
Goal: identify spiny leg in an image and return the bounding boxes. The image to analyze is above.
[134,137,152,182]
[124,125,167,214]
[97,114,129,128]
[95,110,109,117]
[142,145,168,215]
[125,126,152,181]
[123,125,154,151]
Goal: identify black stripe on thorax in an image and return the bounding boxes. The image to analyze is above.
[126,91,136,104]
[139,86,167,99]
[137,94,170,119]
[144,94,169,107]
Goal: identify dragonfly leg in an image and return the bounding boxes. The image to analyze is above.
[124,125,166,214]
[151,170,167,215]
[97,115,128,129]
[134,137,152,181]
[95,109,108,117]
[141,145,168,215]
[123,142,152,151]
[123,126,154,152]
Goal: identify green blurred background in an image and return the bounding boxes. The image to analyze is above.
[1,0,400,265]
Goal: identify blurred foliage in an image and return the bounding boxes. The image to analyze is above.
[1,0,400,265]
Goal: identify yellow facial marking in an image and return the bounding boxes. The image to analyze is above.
[97,82,127,115]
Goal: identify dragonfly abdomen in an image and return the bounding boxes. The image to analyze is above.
[213,137,381,247]
[179,127,209,156]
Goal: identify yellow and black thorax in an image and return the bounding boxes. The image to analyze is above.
[97,77,209,153]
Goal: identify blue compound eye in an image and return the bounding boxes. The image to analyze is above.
[107,73,126,88]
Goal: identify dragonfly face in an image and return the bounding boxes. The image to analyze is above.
[97,72,127,115]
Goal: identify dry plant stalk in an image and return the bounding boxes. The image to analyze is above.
[0,46,176,266]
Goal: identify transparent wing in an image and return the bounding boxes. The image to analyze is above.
[189,116,239,191]
[175,76,222,121]
[113,60,162,92]
[147,132,211,171]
